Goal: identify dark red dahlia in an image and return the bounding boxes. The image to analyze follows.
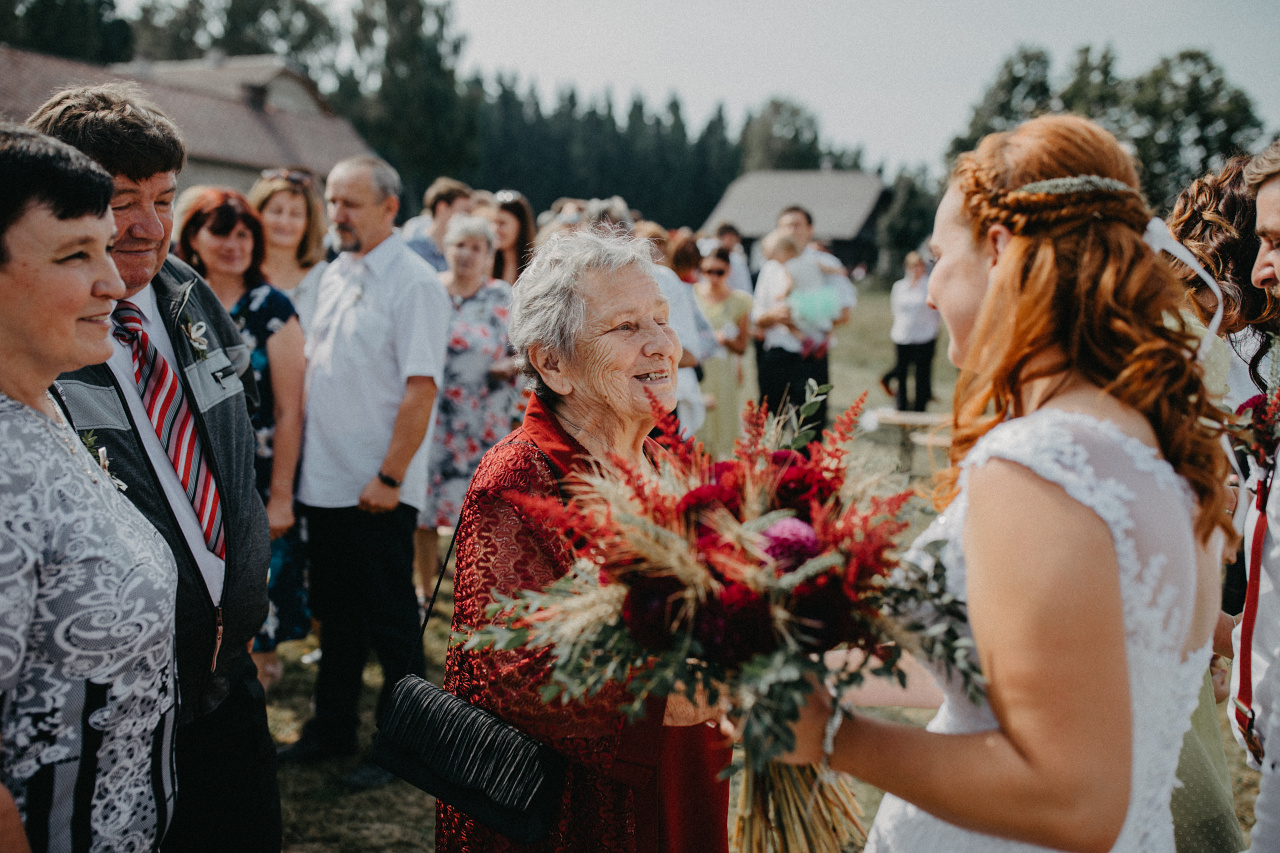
[790,572,855,651]
[692,582,776,666]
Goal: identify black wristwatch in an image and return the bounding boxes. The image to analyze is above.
[377,470,402,489]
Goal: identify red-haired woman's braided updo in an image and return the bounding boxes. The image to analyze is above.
[938,114,1231,545]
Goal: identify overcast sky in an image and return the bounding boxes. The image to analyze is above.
[445,0,1280,174]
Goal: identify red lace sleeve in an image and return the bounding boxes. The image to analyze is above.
[444,440,660,777]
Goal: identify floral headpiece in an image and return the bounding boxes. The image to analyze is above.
[1011,174,1225,357]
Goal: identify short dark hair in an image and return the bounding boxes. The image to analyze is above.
[705,246,733,266]
[778,205,813,226]
[424,176,472,215]
[176,188,266,285]
[715,222,741,239]
[26,82,186,181]
[0,123,114,266]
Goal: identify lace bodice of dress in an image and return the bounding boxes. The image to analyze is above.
[867,409,1209,853]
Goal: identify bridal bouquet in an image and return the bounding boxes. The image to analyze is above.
[464,383,982,852]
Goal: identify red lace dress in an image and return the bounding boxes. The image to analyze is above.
[436,394,731,853]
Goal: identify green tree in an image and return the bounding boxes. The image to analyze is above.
[7,0,133,62]
[1127,50,1262,210]
[876,166,940,277]
[337,0,477,208]
[947,46,1052,162]
[131,0,207,59]
[739,98,824,172]
[131,0,334,74]
[1056,45,1126,135]
[946,45,1263,213]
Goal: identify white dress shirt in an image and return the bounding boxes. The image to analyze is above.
[297,233,451,511]
[108,283,227,605]
[752,249,856,353]
[888,274,940,345]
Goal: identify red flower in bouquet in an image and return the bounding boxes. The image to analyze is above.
[1236,392,1280,470]
[693,581,777,667]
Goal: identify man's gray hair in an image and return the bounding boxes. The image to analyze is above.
[509,226,659,403]
[1246,138,1280,198]
[443,214,496,251]
[331,155,401,201]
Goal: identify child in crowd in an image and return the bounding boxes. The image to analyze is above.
[760,229,843,348]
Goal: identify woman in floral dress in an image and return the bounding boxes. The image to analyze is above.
[416,216,522,592]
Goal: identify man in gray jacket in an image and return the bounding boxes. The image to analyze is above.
[30,83,279,852]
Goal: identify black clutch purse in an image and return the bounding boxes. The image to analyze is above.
[370,540,567,844]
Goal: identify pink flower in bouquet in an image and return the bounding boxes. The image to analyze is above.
[763,517,821,571]
[693,582,776,666]
[621,575,685,650]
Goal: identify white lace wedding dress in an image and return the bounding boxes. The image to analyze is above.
[866,409,1210,852]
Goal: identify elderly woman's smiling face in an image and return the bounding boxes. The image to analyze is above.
[554,264,680,428]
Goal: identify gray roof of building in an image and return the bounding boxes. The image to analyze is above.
[0,45,369,174]
[700,169,884,240]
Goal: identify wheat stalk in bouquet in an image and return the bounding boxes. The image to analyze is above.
[465,382,983,852]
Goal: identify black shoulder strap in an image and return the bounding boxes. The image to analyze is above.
[420,533,457,639]
[419,439,566,639]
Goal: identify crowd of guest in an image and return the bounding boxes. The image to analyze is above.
[6,72,1280,853]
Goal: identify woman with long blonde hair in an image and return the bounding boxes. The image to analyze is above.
[783,114,1233,852]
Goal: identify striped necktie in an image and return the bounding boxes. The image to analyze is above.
[113,300,225,559]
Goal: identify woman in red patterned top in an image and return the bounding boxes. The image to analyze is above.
[438,228,732,853]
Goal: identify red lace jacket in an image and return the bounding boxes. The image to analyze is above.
[436,394,730,853]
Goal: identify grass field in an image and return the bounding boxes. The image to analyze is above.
[268,290,1259,851]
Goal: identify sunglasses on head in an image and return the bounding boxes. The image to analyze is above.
[702,266,728,276]
[494,189,526,205]
[261,168,313,187]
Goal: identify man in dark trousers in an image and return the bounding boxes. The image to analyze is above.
[29,83,280,852]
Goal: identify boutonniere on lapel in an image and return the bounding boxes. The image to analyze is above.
[181,313,210,361]
[80,431,128,492]
[1235,391,1280,476]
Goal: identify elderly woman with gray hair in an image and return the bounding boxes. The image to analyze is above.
[415,215,522,592]
[437,229,731,853]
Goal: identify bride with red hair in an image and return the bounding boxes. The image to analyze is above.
[783,114,1233,852]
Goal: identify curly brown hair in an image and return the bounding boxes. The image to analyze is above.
[939,114,1231,545]
[1168,156,1273,391]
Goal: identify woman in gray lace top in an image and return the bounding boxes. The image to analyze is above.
[0,127,179,852]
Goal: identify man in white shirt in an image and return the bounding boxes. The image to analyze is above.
[751,205,856,429]
[1236,138,1280,848]
[281,156,450,789]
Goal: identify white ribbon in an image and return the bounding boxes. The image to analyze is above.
[1143,217,1224,360]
